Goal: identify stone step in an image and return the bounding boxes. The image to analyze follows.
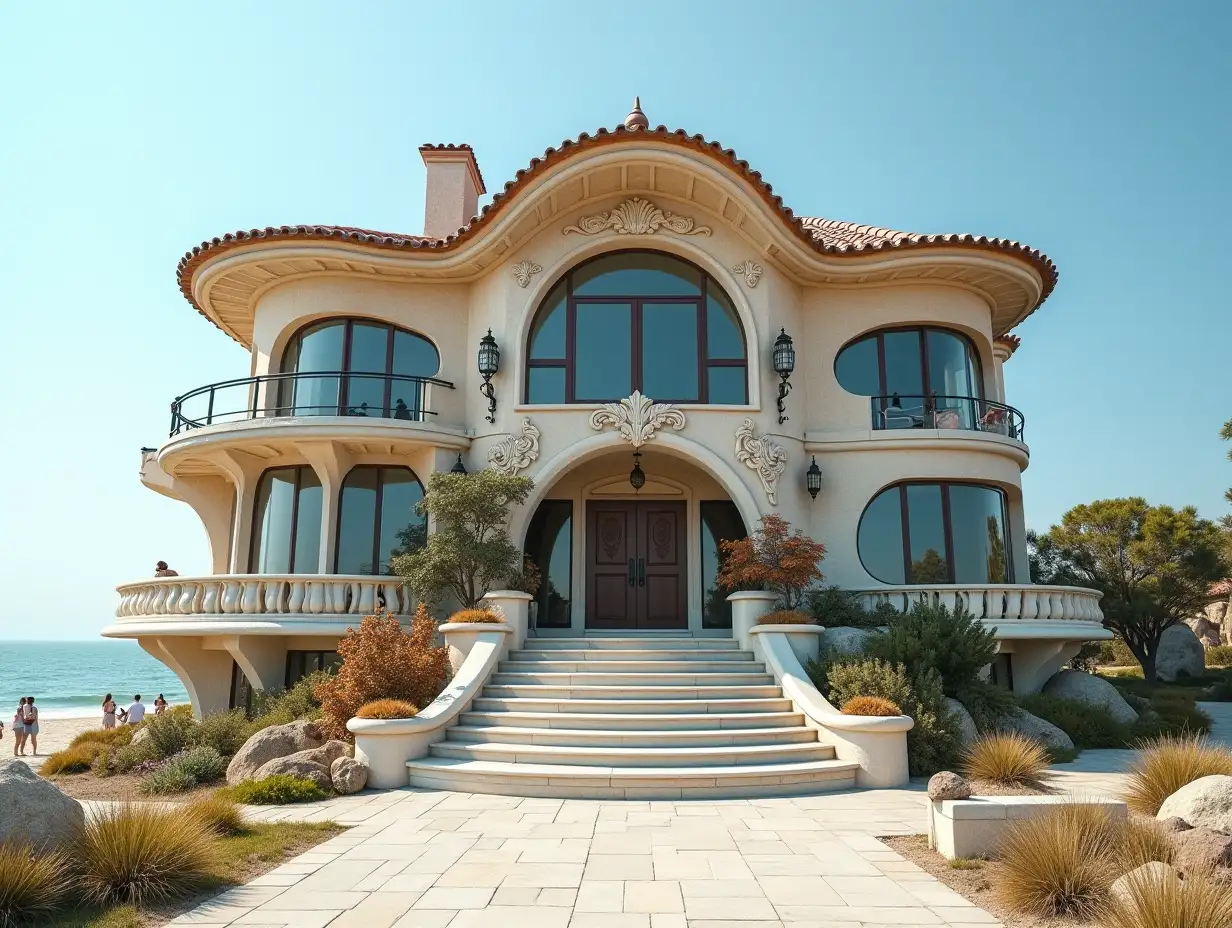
[447,724,819,748]
[405,756,860,799]
[429,738,836,768]
[481,683,782,700]
[508,648,756,662]
[490,672,775,686]
[470,696,795,714]
[498,660,766,674]
[522,637,739,650]
[460,710,807,730]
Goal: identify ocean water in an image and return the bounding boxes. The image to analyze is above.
[0,640,189,719]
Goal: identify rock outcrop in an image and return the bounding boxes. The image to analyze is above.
[1157,774,1232,832]
[1109,862,1181,905]
[1041,669,1139,725]
[331,756,368,794]
[226,719,323,785]
[1169,826,1232,874]
[1000,707,1075,754]
[1156,624,1205,682]
[941,697,979,749]
[0,760,85,850]
[927,771,971,801]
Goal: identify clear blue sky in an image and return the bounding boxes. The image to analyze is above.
[1,2,1228,641]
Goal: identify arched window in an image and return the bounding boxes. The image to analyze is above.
[525,251,748,404]
[334,466,426,575]
[279,319,440,419]
[836,327,987,431]
[858,481,1012,585]
[249,466,322,573]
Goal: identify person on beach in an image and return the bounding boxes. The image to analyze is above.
[154,694,167,715]
[21,697,38,755]
[12,698,27,756]
[154,561,178,577]
[126,695,146,725]
[102,693,117,730]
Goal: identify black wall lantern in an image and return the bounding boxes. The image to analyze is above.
[629,451,646,491]
[772,328,795,424]
[450,454,468,474]
[477,329,500,423]
[805,455,822,500]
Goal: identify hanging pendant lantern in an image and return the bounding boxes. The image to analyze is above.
[629,450,646,491]
[805,455,822,500]
[450,454,468,474]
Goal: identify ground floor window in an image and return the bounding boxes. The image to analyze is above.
[285,650,342,688]
[988,653,1014,690]
[700,500,747,629]
[525,500,573,629]
[229,662,253,713]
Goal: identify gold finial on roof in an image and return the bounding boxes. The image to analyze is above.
[624,96,649,130]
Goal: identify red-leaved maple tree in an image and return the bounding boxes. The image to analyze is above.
[717,514,826,609]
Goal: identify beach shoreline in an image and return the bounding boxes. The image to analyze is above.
[5,705,186,771]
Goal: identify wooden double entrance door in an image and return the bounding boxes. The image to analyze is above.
[586,501,687,629]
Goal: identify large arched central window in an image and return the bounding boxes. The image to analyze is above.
[279,319,440,420]
[525,251,748,404]
[250,466,322,574]
[334,466,426,575]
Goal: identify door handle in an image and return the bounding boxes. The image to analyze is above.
[628,558,635,586]
[638,558,646,587]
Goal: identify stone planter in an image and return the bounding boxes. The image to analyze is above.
[727,590,779,652]
[929,796,1127,859]
[749,624,824,666]
[482,590,533,651]
[442,621,515,676]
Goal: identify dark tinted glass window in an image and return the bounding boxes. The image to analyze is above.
[949,484,1010,583]
[573,252,701,296]
[906,484,949,583]
[707,366,747,405]
[706,290,745,360]
[527,367,566,404]
[642,303,700,401]
[834,326,983,404]
[250,467,321,574]
[335,466,425,575]
[833,335,880,397]
[857,488,906,585]
[529,283,567,359]
[575,303,632,400]
[525,500,573,628]
[701,501,747,629]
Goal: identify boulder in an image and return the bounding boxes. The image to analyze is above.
[226,719,323,785]
[1156,624,1205,682]
[1001,707,1075,754]
[822,626,879,656]
[1042,669,1139,725]
[1157,775,1232,832]
[1192,616,1222,648]
[1110,862,1182,905]
[941,697,979,749]
[1170,826,1232,874]
[0,760,85,850]
[331,756,368,794]
[253,756,332,791]
[255,740,351,781]
[927,771,971,801]
[1159,817,1194,834]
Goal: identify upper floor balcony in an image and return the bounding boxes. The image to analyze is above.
[870,394,1025,442]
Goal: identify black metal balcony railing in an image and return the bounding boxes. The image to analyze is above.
[871,394,1025,442]
[170,371,456,437]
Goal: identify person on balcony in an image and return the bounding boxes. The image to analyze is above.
[154,561,178,577]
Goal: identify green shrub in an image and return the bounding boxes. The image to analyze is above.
[91,748,114,778]
[0,843,74,924]
[195,709,252,756]
[863,600,997,694]
[111,739,159,774]
[1018,693,1132,749]
[1205,645,1232,666]
[827,657,957,776]
[248,671,329,730]
[805,586,899,629]
[140,745,226,795]
[953,680,1016,733]
[1099,638,1137,666]
[221,774,328,805]
[1068,641,1104,673]
[139,711,198,759]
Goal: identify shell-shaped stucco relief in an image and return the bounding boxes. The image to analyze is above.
[563,197,712,237]
[589,391,686,449]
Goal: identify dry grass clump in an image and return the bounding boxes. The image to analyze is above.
[756,609,817,625]
[993,803,1118,920]
[315,606,450,740]
[447,608,504,624]
[1113,817,1175,870]
[0,842,74,926]
[184,794,245,836]
[356,699,419,720]
[840,695,902,716]
[40,743,97,775]
[962,732,1051,787]
[77,802,220,905]
[1101,865,1232,928]
[69,725,134,750]
[1123,733,1232,815]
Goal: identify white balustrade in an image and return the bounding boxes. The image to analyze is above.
[115,575,412,620]
[849,584,1104,623]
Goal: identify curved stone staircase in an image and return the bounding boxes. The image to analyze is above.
[406,636,860,798]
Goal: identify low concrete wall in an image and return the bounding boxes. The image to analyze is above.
[928,795,1128,859]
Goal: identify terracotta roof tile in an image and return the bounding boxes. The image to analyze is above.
[178,125,1058,332]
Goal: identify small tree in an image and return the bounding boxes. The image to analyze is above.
[1037,497,1228,682]
[315,607,450,740]
[716,514,826,609]
[391,469,534,609]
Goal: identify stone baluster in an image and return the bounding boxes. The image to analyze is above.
[177,583,198,614]
[306,581,326,614]
[356,582,376,615]
[201,581,219,614]
[1047,589,1064,619]
[240,581,261,614]
[263,579,282,614]
[221,581,242,613]
[287,579,306,614]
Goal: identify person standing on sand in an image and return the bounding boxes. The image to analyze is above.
[126,695,146,725]
[12,698,27,756]
[102,694,117,730]
[154,561,178,577]
[154,694,167,715]
[21,697,38,755]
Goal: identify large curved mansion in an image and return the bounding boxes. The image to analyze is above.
[107,101,1107,795]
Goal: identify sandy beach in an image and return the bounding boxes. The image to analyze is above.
[7,714,113,771]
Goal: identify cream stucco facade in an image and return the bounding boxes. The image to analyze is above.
[107,104,1107,728]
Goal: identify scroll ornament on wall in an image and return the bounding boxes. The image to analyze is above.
[732,260,763,288]
[487,418,541,476]
[563,197,712,238]
[734,418,787,505]
[512,260,542,288]
[589,390,686,448]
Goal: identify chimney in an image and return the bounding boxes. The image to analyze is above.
[419,144,486,239]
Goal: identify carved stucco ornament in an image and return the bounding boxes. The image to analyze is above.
[487,418,541,475]
[732,260,763,288]
[589,390,686,449]
[734,418,787,505]
[563,197,712,238]
[512,260,542,288]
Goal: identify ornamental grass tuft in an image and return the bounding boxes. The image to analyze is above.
[839,695,901,716]
[961,732,1051,787]
[0,843,74,927]
[1101,865,1232,928]
[756,610,816,625]
[1122,733,1232,815]
[356,699,419,720]
[184,794,245,836]
[40,743,97,775]
[447,609,505,624]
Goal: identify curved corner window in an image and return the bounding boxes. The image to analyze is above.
[334,466,426,575]
[279,319,440,419]
[250,466,322,574]
[858,481,1011,585]
[525,251,748,405]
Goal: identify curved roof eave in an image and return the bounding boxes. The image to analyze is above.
[178,125,1058,339]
